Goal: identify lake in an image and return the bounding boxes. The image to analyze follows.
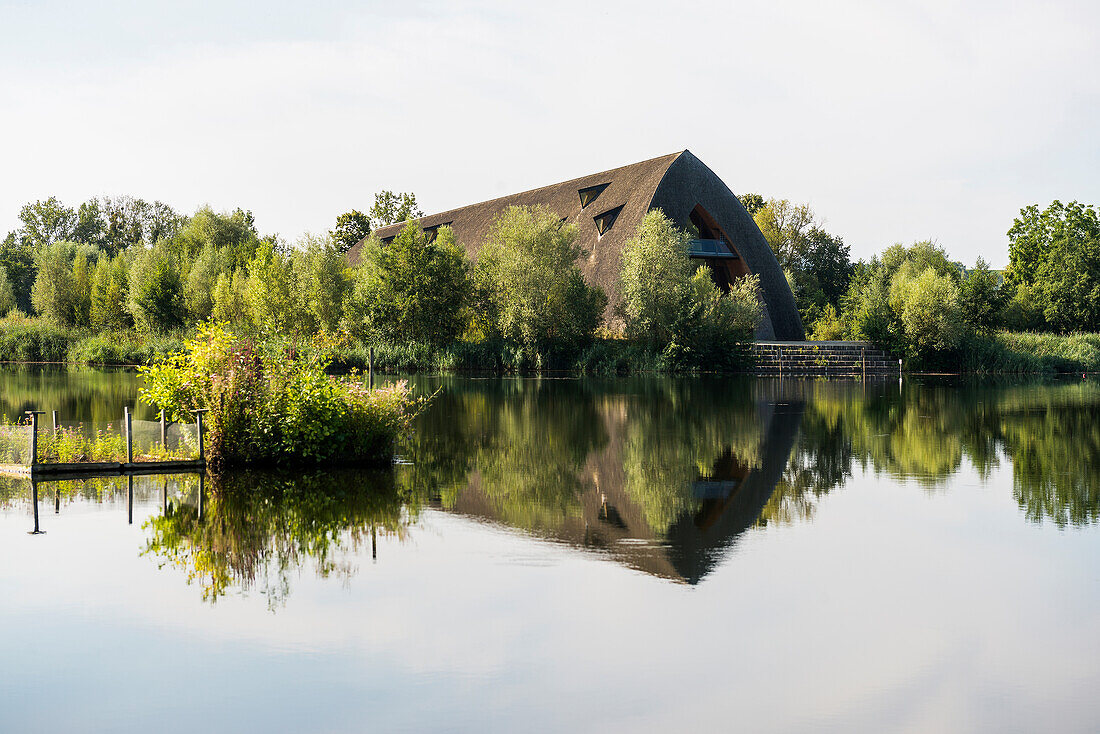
[2,368,1099,733]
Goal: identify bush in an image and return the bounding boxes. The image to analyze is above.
[139,324,419,468]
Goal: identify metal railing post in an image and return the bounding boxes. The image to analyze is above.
[193,410,207,464]
[25,411,44,468]
[124,407,133,464]
[160,409,167,449]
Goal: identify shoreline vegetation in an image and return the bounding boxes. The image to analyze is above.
[0,320,1097,375]
[2,191,1098,375]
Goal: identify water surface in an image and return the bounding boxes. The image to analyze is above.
[1,370,1098,732]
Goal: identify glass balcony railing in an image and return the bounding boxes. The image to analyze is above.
[688,239,739,259]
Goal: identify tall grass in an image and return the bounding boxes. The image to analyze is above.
[960,332,1100,374]
[0,316,185,366]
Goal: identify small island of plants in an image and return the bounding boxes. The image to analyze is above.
[139,324,418,469]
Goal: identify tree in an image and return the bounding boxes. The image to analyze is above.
[90,255,131,330]
[211,270,251,325]
[738,193,767,215]
[474,205,606,359]
[184,245,225,322]
[246,240,310,335]
[752,198,852,330]
[0,266,16,316]
[1004,200,1100,332]
[297,234,352,334]
[70,250,94,327]
[348,223,470,347]
[19,197,76,247]
[31,243,79,326]
[0,232,36,312]
[888,265,965,359]
[170,206,261,270]
[332,210,372,253]
[128,246,186,332]
[619,209,695,347]
[369,191,422,227]
[958,258,1005,333]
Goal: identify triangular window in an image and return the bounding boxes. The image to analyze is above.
[578,183,609,208]
[593,205,623,236]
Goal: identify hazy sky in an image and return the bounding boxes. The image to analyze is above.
[2,0,1097,266]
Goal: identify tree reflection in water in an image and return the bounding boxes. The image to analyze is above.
[142,470,412,607]
[12,375,1098,602]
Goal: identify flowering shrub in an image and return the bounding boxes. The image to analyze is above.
[139,323,418,468]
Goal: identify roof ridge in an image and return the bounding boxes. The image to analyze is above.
[373,151,684,234]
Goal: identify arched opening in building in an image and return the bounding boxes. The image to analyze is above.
[687,205,751,291]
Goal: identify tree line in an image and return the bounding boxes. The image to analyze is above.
[742,194,1100,365]
[0,192,762,370]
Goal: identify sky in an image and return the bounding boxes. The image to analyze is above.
[1,0,1098,267]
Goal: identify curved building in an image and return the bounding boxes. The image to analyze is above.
[351,150,804,340]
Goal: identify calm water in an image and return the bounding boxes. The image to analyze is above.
[1,369,1099,733]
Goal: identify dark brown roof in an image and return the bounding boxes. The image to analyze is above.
[347,151,804,339]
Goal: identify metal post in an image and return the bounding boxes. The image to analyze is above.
[28,480,44,535]
[160,409,167,449]
[369,346,375,390]
[778,347,783,378]
[52,410,59,436]
[25,411,44,468]
[862,348,866,381]
[124,407,133,464]
[193,410,206,463]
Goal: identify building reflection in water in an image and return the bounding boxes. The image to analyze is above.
[5,376,1099,602]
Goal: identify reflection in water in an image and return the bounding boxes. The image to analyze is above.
[6,375,1100,603]
[409,378,804,584]
[143,470,412,607]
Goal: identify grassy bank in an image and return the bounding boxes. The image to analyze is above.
[0,316,184,366]
[942,332,1100,374]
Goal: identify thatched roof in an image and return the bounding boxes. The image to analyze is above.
[348,151,804,340]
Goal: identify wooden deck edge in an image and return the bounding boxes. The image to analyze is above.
[0,459,205,480]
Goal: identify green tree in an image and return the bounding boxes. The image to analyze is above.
[348,223,471,347]
[246,241,310,334]
[170,206,261,271]
[619,209,695,347]
[0,266,16,316]
[0,233,36,312]
[958,258,1005,333]
[332,210,372,253]
[369,191,422,227]
[474,206,606,360]
[1004,201,1100,333]
[211,270,251,325]
[31,243,79,326]
[297,234,352,334]
[753,198,852,328]
[90,255,131,330]
[19,197,76,247]
[889,263,965,359]
[70,250,94,327]
[128,245,186,332]
[738,193,767,216]
[184,245,225,322]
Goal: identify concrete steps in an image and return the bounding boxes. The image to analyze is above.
[752,341,900,377]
